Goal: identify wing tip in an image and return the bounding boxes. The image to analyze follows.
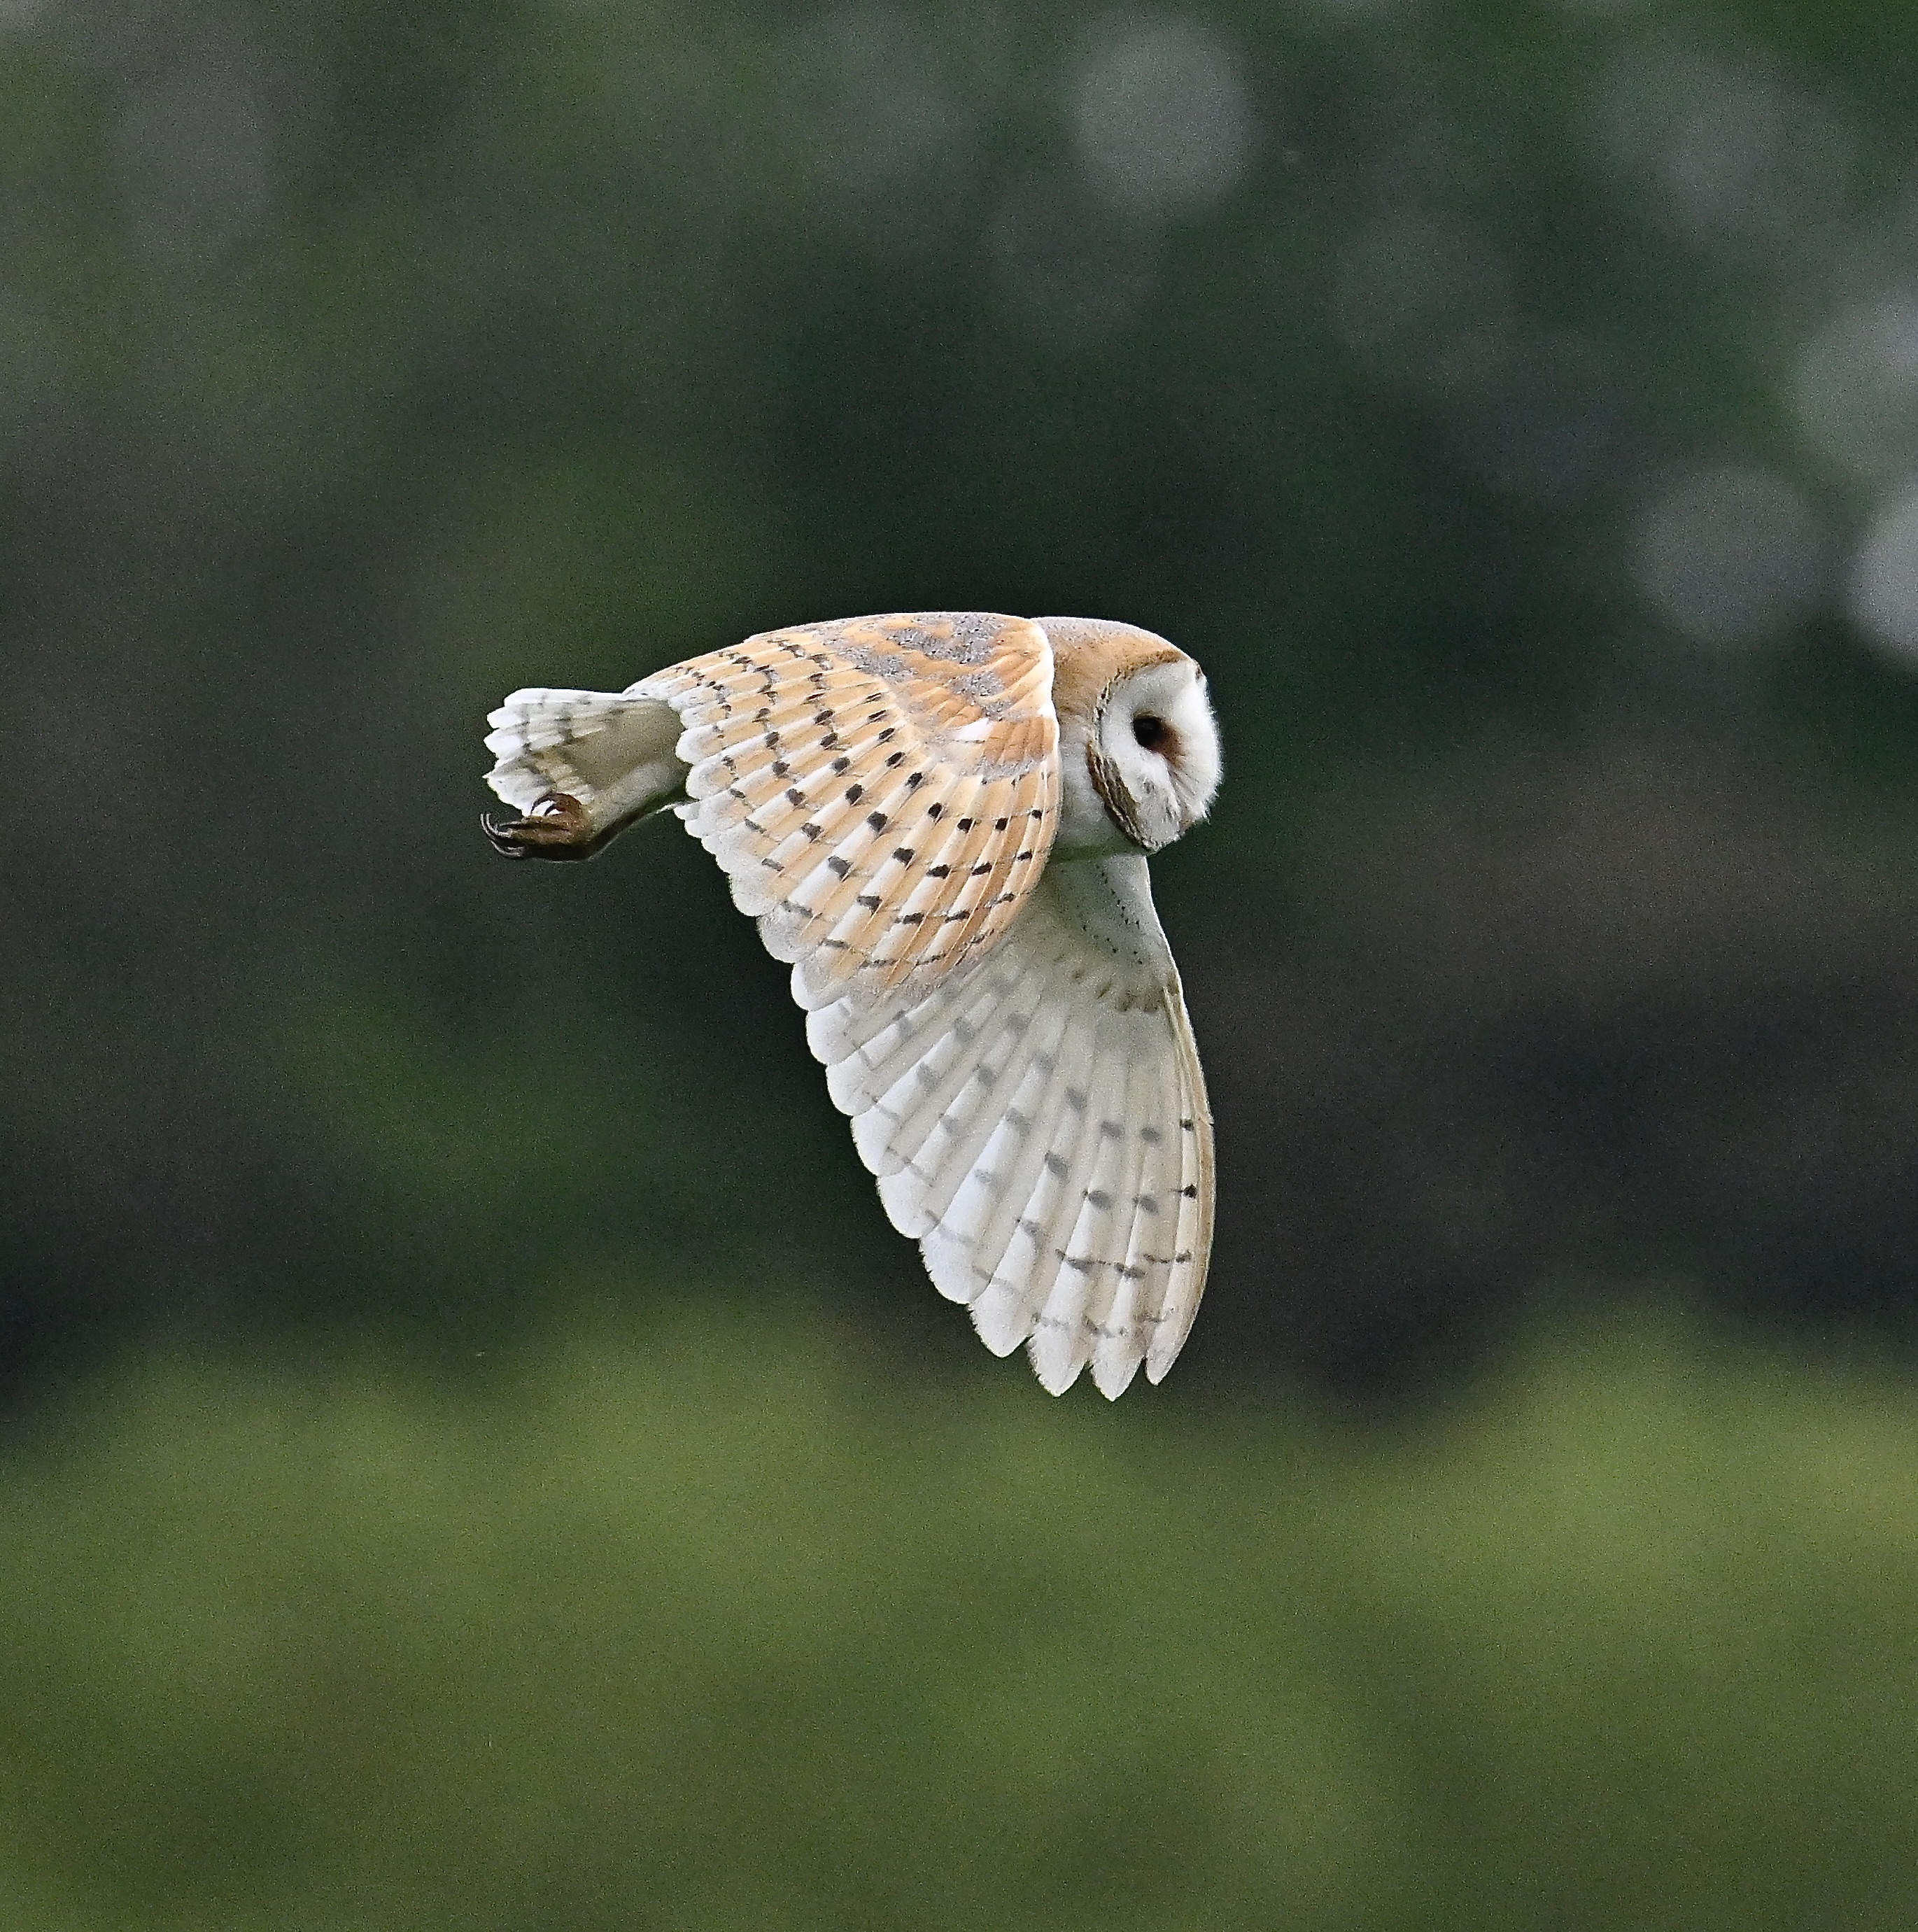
[1092,1348,1145,1399]
[1027,1329,1087,1395]
[968,1284,1032,1358]
[1144,1316,1192,1385]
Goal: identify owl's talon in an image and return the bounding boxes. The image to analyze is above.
[481,812,535,858]
[481,793,600,860]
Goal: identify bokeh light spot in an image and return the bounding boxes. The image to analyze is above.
[1070,14,1254,220]
[1594,43,1854,248]
[1845,488,1918,664]
[1633,465,1822,647]
[113,44,275,256]
[1792,296,1918,486]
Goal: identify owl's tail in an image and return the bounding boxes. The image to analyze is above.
[482,687,689,860]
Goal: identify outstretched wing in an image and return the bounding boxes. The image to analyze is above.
[808,852,1214,1398]
[640,613,1060,1006]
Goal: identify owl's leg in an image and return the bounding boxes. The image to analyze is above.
[481,793,610,861]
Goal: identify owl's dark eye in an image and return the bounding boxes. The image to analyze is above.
[1132,714,1171,754]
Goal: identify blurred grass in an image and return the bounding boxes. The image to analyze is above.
[3,1306,1917,1931]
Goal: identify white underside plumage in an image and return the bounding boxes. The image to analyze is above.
[806,854,1211,1397]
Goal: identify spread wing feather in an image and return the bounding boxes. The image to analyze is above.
[638,612,1059,1004]
[805,853,1215,1397]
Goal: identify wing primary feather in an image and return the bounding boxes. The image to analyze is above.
[1078,1048,1158,1394]
[1090,1043,1176,1398]
[1143,980,1214,1383]
[856,968,1019,1196]
[815,977,952,1115]
[919,963,1078,1266]
[866,965,1043,1208]
[733,759,966,936]
[946,992,1081,1309]
[980,1018,1106,1362]
[709,711,904,821]
[905,968,1062,1229]
[712,710,931,845]
[964,1008,1102,1359]
[924,1030,1061,1269]
[808,777,986,957]
[1025,1046,1133,1393]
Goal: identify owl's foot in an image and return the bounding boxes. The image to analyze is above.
[481,792,603,861]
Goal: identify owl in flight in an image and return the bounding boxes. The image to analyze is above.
[481,612,1220,1397]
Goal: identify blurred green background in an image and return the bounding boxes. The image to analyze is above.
[9,0,1918,1922]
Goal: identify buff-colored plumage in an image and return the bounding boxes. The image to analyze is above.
[482,612,1220,1397]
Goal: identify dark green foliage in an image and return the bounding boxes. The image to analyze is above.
[3,1313,1917,1929]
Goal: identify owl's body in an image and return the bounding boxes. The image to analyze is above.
[483,612,1219,1397]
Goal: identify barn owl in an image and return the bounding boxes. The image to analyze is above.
[481,612,1220,1397]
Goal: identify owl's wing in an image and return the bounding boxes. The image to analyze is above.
[808,852,1214,1397]
[637,612,1061,1006]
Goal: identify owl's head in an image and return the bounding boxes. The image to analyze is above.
[1043,617,1222,854]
